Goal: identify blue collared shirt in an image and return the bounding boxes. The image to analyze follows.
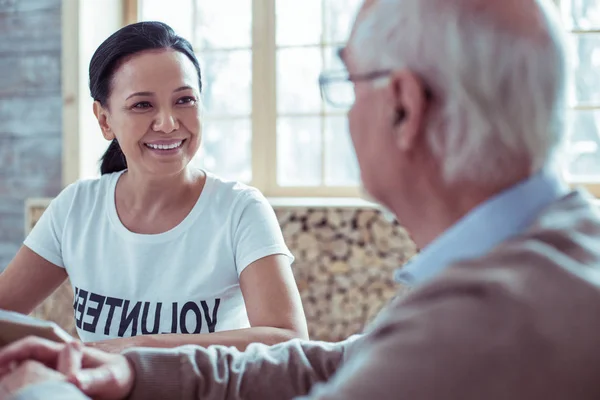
[394,168,571,286]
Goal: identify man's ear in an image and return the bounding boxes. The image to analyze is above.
[389,70,427,151]
[93,101,115,141]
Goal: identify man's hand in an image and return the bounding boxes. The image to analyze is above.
[0,337,135,400]
[0,360,68,399]
[0,337,83,398]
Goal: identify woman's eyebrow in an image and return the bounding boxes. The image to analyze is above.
[174,85,194,93]
[126,91,153,100]
[125,86,194,100]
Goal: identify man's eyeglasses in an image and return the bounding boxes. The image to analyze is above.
[318,69,393,109]
[318,69,433,109]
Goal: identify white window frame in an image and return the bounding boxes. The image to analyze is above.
[62,0,130,187]
[62,0,362,198]
[62,0,600,198]
[555,0,600,196]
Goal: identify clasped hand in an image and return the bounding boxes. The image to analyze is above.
[0,337,134,400]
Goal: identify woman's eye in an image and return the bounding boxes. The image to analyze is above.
[177,96,197,105]
[132,101,152,109]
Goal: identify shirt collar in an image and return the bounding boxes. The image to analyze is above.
[394,167,570,286]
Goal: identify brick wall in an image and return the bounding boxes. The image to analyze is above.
[0,0,62,269]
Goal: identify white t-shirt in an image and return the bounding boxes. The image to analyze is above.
[24,170,293,342]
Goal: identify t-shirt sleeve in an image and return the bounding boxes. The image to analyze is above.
[23,182,79,268]
[231,189,294,276]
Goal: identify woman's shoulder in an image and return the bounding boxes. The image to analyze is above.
[205,171,267,207]
[53,172,120,209]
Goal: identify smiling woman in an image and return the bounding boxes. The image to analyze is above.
[90,25,204,178]
[0,21,308,353]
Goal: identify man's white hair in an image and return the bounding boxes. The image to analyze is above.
[352,0,571,186]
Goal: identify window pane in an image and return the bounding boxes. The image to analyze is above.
[139,0,194,39]
[562,0,600,30]
[566,110,600,181]
[277,117,322,186]
[193,118,252,182]
[277,47,323,114]
[324,116,360,186]
[194,0,252,49]
[323,0,362,44]
[571,34,600,105]
[276,0,322,46]
[200,50,252,116]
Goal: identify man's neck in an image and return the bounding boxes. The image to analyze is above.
[390,178,526,250]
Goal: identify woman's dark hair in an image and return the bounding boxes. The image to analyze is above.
[90,21,202,175]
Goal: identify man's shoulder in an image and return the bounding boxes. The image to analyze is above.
[450,189,600,304]
[360,244,600,399]
[469,189,600,287]
[532,189,600,232]
[373,230,600,361]
[382,190,600,343]
[396,190,600,345]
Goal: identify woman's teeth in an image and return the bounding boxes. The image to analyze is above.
[145,141,183,150]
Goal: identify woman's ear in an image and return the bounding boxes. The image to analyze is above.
[93,101,114,141]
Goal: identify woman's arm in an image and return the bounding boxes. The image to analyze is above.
[88,254,308,353]
[0,246,68,315]
[240,253,309,340]
[1,183,78,316]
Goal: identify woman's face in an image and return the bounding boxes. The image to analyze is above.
[95,49,202,177]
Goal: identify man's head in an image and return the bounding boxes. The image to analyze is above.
[333,0,569,244]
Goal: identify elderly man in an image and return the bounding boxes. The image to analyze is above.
[2,0,600,399]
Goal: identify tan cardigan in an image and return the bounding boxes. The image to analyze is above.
[120,190,600,400]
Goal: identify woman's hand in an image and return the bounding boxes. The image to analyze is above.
[86,337,142,354]
[0,337,135,400]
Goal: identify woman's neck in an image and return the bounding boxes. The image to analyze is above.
[116,167,205,213]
